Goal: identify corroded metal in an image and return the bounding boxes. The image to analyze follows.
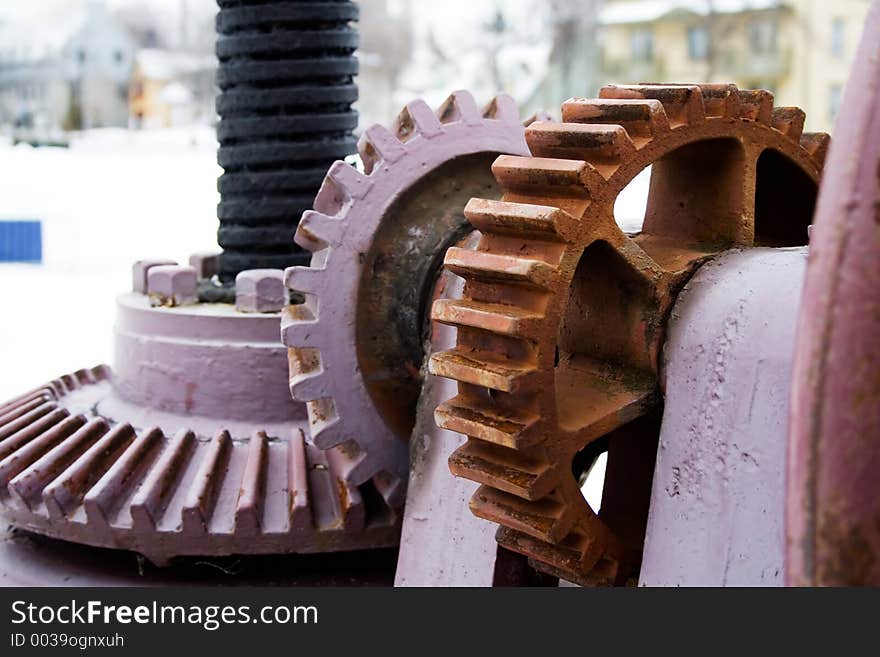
[786,2,880,587]
[429,84,828,585]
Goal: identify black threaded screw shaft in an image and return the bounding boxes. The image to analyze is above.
[215,0,359,281]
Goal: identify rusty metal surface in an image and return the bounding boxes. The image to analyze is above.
[281,91,536,500]
[786,4,880,587]
[429,84,828,585]
[0,368,401,566]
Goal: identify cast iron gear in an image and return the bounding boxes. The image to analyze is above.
[0,368,400,565]
[428,84,829,585]
[281,90,541,499]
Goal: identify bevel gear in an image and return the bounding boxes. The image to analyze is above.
[428,84,829,585]
[281,90,540,499]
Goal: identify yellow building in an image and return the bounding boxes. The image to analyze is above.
[129,49,215,129]
[597,0,872,132]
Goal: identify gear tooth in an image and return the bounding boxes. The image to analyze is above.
[0,398,54,433]
[371,470,406,508]
[326,160,372,200]
[771,106,806,141]
[325,445,366,531]
[429,348,539,394]
[449,439,555,500]
[694,83,741,118]
[737,89,774,123]
[800,132,831,167]
[357,124,406,174]
[42,422,136,522]
[286,429,311,531]
[432,298,542,339]
[496,526,609,584]
[463,197,578,242]
[561,98,670,143]
[234,432,269,535]
[306,398,347,449]
[84,427,164,527]
[294,210,343,251]
[443,247,558,290]
[434,395,540,449]
[327,440,369,484]
[0,415,86,490]
[280,304,321,349]
[130,429,196,532]
[10,417,108,510]
[0,406,68,461]
[284,264,324,296]
[469,485,576,543]
[436,89,482,125]
[482,93,519,123]
[181,430,232,534]
[311,162,349,216]
[599,83,706,127]
[491,154,602,199]
[393,99,443,141]
[288,348,331,401]
[526,122,635,177]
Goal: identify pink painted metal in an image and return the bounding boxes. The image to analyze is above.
[281,91,532,493]
[786,3,880,587]
[395,268,500,586]
[111,291,302,429]
[642,247,807,586]
[235,269,287,313]
[147,265,198,307]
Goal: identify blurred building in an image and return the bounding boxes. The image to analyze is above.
[129,49,216,129]
[0,0,135,131]
[597,0,871,132]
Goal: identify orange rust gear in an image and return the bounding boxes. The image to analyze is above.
[428,84,829,586]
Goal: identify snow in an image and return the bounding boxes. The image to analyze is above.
[0,126,220,400]
[600,0,783,25]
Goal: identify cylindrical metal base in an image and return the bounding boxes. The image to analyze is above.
[640,247,807,586]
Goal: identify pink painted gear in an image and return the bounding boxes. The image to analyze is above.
[281,90,536,499]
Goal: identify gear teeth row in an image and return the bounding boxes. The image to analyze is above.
[430,83,830,585]
[281,90,535,499]
[0,368,400,564]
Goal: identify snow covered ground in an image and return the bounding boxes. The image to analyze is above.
[0,127,220,400]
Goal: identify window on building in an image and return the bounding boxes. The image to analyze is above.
[687,25,709,60]
[115,50,124,64]
[630,28,654,63]
[77,49,86,64]
[749,18,777,54]
[829,84,843,121]
[831,18,845,58]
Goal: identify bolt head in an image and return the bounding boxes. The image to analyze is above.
[147,265,198,307]
[132,259,177,294]
[189,252,220,279]
[235,269,286,313]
